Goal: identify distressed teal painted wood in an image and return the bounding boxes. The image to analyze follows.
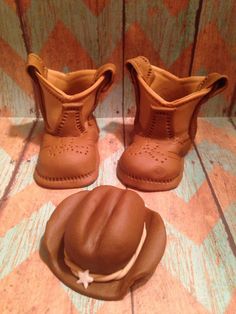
[191,0,236,116]
[1,0,235,117]
[161,220,236,313]
[20,0,123,118]
[0,201,55,279]
[123,116,236,313]
[0,2,34,117]
[195,118,236,241]
[123,0,200,116]
[0,117,132,313]
[0,117,33,200]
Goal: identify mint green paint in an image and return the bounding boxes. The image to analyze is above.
[0,202,55,280]
[26,0,123,66]
[0,148,15,198]
[62,285,104,314]
[0,1,26,58]
[0,69,34,117]
[125,0,199,67]
[200,95,229,117]
[97,117,123,139]
[9,154,38,196]
[224,203,236,243]
[197,140,236,176]
[95,148,123,187]
[95,84,122,118]
[192,68,229,117]
[26,0,57,53]
[202,219,236,313]
[9,117,37,137]
[55,0,123,65]
[174,148,206,202]
[199,0,236,46]
[205,117,236,137]
[162,219,236,312]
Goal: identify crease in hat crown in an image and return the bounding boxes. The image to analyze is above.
[43,185,167,300]
[63,186,147,279]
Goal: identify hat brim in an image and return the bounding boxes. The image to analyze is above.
[42,190,166,301]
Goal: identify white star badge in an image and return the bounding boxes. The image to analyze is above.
[76,270,94,289]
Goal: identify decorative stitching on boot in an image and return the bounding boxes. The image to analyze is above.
[56,111,69,135]
[48,144,89,157]
[146,110,174,138]
[56,106,85,136]
[35,169,95,182]
[119,166,179,184]
[196,77,208,91]
[127,143,169,164]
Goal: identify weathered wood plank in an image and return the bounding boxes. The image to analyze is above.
[124,0,200,117]
[191,0,236,116]
[195,118,236,242]
[19,0,123,118]
[0,117,34,201]
[0,117,132,314]
[123,118,236,313]
[0,1,35,117]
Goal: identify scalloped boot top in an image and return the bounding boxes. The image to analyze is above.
[117,56,228,191]
[27,54,115,189]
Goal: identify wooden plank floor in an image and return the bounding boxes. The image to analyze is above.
[0,117,235,314]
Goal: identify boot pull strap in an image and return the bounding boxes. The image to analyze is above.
[94,63,116,92]
[26,53,48,78]
[126,56,155,86]
[198,73,228,98]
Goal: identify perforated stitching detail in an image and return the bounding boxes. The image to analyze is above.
[131,57,153,83]
[196,77,208,91]
[56,112,69,135]
[146,110,174,139]
[166,114,173,138]
[119,166,179,184]
[35,170,94,182]
[48,144,90,157]
[56,107,85,136]
[127,142,168,164]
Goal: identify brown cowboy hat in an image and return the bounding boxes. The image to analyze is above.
[42,185,166,300]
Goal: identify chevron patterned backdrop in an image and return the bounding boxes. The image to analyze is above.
[0,0,235,117]
[0,1,236,314]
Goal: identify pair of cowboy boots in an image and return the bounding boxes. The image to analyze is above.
[27,54,228,191]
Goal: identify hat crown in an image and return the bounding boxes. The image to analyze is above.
[64,186,146,275]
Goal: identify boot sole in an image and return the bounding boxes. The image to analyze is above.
[34,168,98,189]
[117,166,182,192]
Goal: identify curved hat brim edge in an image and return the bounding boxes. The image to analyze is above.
[41,191,166,301]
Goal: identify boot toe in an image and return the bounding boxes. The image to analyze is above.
[117,142,183,191]
[35,136,99,188]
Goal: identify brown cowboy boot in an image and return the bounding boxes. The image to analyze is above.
[117,56,228,191]
[27,54,115,189]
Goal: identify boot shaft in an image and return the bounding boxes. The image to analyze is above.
[27,54,115,136]
[126,56,228,140]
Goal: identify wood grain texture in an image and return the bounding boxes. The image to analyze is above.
[191,0,236,116]
[1,0,235,117]
[123,117,236,314]
[0,1,35,117]
[195,118,236,242]
[124,0,200,117]
[0,117,132,314]
[0,117,34,202]
[0,117,235,313]
[18,0,123,118]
